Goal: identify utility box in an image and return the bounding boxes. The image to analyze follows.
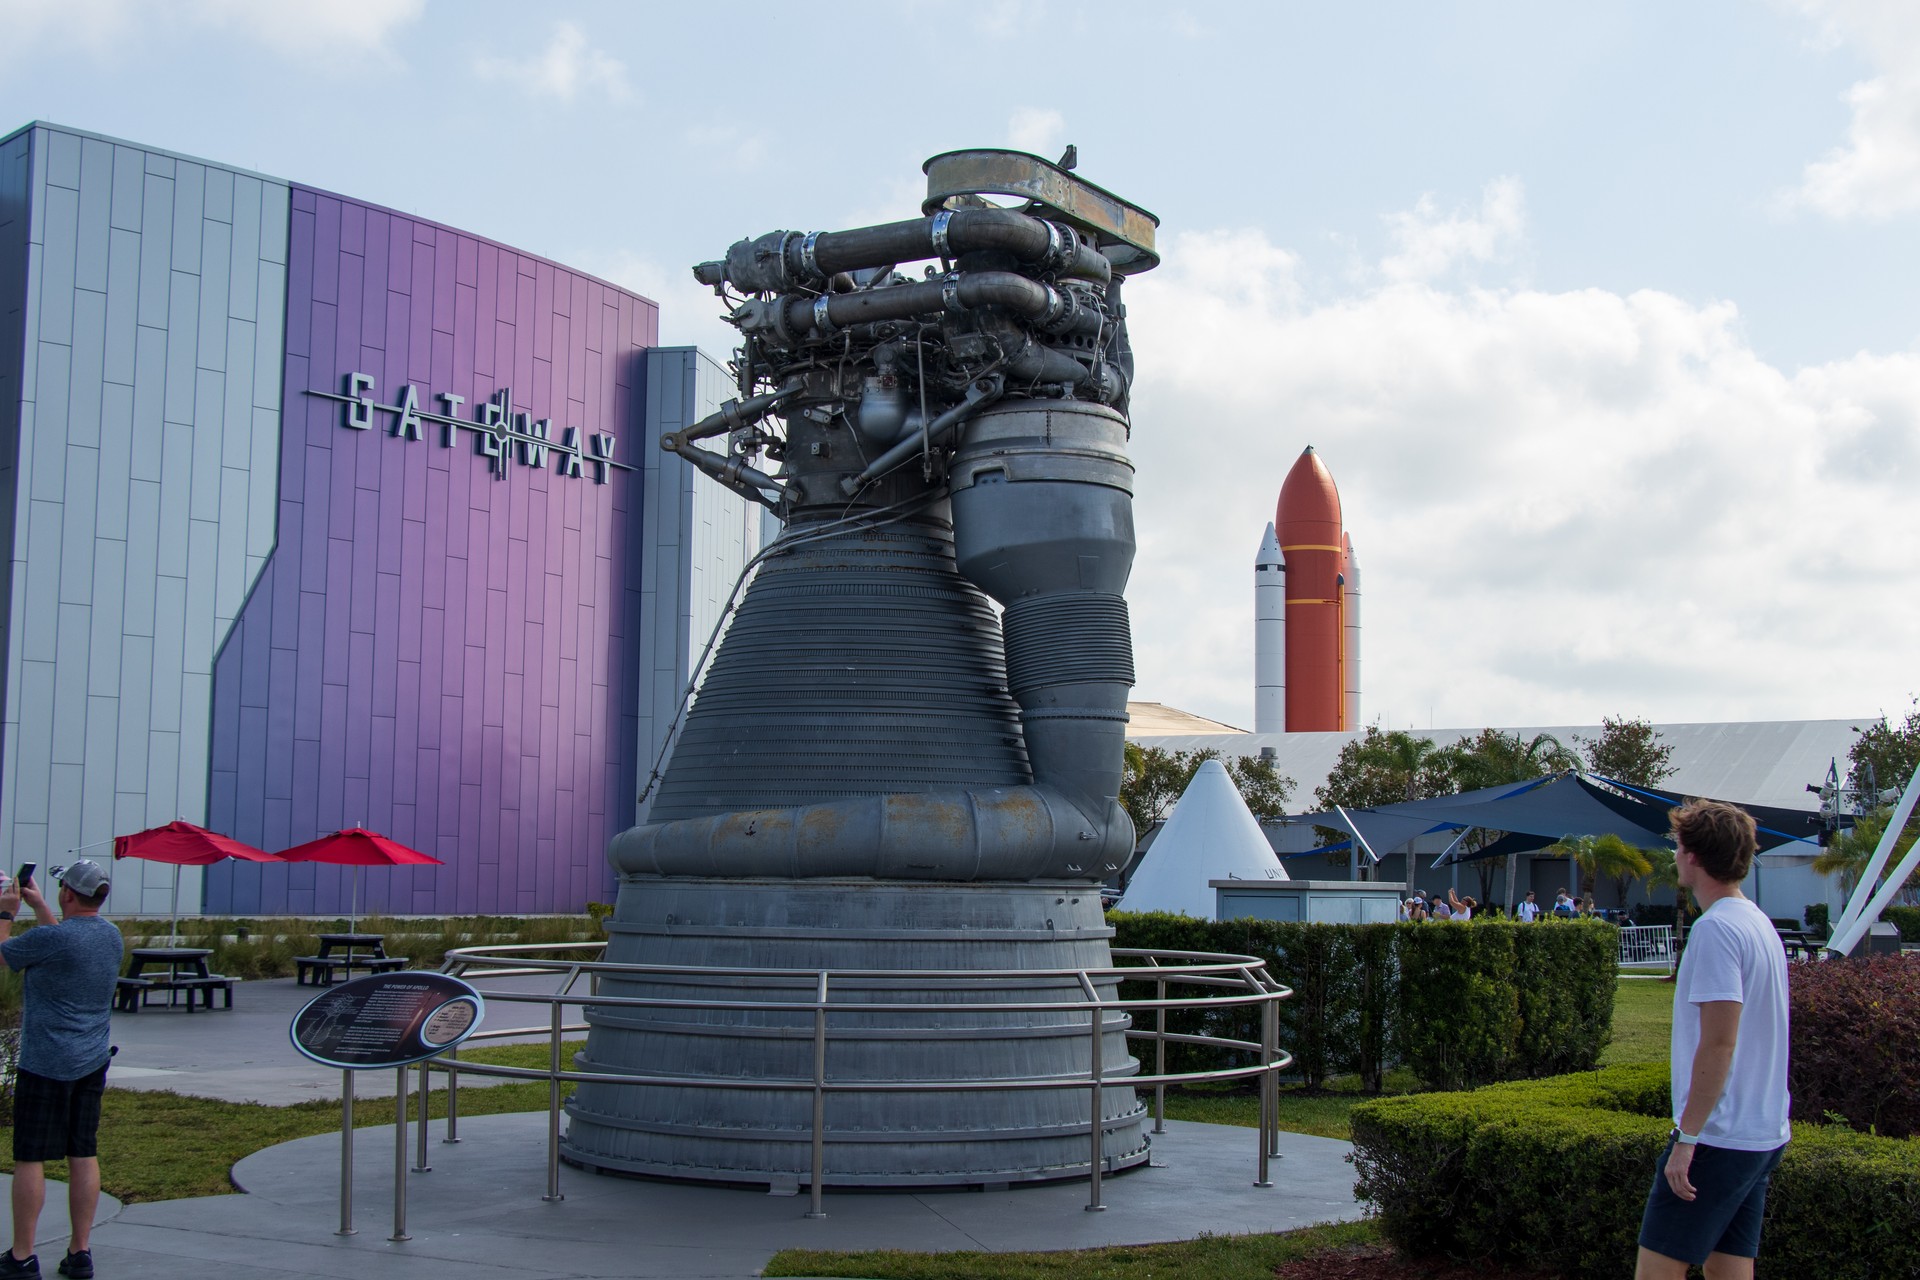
[1865,922,1903,956]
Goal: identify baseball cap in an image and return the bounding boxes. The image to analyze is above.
[53,859,110,897]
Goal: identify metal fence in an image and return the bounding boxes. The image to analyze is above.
[1618,924,1674,967]
[349,943,1293,1234]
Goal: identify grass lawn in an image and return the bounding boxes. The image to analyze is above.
[1601,974,1674,1067]
[765,1219,1381,1280]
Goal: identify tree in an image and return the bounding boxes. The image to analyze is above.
[1575,716,1676,788]
[1448,729,1580,905]
[1119,745,1294,832]
[1547,832,1654,905]
[1224,754,1295,821]
[1846,698,1920,798]
[1813,807,1920,906]
[1314,726,1457,810]
[1450,729,1579,792]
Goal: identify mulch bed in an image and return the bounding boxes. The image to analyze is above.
[1274,1243,1557,1280]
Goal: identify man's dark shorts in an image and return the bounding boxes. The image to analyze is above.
[13,1062,108,1163]
[1639,1139,1786,1264]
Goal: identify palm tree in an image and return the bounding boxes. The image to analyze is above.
[1360,730,1453,803]
[1548,833,1654,907]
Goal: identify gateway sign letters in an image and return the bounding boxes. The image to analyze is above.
[310,374,634,483]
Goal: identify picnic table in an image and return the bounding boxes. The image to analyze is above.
[295,932,408,986]
[1775,929,1821,961]
[117,947,235,1012]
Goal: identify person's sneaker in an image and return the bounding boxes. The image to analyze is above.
[55,1252,88,1280]
[0,1251,38,1278]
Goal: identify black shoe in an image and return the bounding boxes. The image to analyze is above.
[55,1252,88,1280]
[0,1252,38,1278]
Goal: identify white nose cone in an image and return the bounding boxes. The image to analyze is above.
[1118,759,1287,920]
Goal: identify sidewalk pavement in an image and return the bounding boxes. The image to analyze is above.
[52,973,1369,1278]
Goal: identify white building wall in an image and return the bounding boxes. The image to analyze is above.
[0,124,288,915]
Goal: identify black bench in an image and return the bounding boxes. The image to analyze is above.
[173,975,236,1010]
[295,954,407,986]
[113,977,153,1012]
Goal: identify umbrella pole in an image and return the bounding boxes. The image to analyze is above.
[349,866,360,933]
[169,865,181,947]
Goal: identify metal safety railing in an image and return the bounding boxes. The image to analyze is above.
[340,943,1293,1236]
[1617,924,1674,967]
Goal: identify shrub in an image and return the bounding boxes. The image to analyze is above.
[1885,904,1920,942]
[1632,902,1679,928]
[1351,1064,1920,1280]
[1510,918,1616,1077]
[1106,915,1615,1091]
[1393,922,1517,1091]
[1803,901,1830,940]
[1788,955,1920,1138]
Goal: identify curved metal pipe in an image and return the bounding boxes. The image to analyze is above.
[608,784,1135,881]
[694,209,1110,293]
[781,272,1102,339]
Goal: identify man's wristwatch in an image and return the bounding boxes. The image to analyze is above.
[0,910,14,920]
[1669,1126,1700,1146]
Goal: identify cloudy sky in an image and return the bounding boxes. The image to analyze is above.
[2,0,1915,732]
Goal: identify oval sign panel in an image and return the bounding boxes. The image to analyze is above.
[291,971,485,1070]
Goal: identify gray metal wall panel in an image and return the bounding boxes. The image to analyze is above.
[67,289,104,448]
[0,130,33,831]
[0,126,290,913]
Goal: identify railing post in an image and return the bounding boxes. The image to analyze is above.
[413,1059,432,1172]
[1256,983,1274,1187]
[442,1046,461,1144]
[390,1065,411,1241]
[543,996,565,1202]
[336,1069,356,1236]
[1153,972,1167,1134]
[805,971,829,1220]
[1081,971,1105,1212]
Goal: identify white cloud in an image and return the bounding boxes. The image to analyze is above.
[1380,177,1526,283]
[1006,107,1067,159]
[0,0,425,60]
[1784,0,1920,218]
[1121,197,1920,730]
[473,21,630,103]
[194,0,426,57]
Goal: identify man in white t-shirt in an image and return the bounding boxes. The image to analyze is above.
[1636,800,1789,1280]
[1515,891,1541,922]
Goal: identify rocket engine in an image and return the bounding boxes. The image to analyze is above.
[564,150,1162,1187]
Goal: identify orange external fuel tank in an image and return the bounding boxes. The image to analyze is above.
[1275,446,1346,731]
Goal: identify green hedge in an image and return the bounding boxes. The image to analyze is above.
[1885,905,1920,943]
[1107,915,1616,1090]
[1351,1064,1920,1280]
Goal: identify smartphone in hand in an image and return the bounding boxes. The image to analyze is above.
[15,864,35,890]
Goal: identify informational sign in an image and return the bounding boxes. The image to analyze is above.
[291,972,485,1070]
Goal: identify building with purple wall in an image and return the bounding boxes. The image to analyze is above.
[0,123,759,917]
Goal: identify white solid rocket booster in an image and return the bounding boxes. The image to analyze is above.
[1255,522,1285,733]
[1343,533,1362,729]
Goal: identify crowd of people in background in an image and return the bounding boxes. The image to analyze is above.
[1397,885,1636,924]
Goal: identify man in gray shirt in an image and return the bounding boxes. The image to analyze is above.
[0,861,122,1280]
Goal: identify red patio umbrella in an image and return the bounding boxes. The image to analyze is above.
[276,829,443,930]
[112,820,278,945]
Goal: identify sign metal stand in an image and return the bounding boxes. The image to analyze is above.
[290,972,485,1245]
